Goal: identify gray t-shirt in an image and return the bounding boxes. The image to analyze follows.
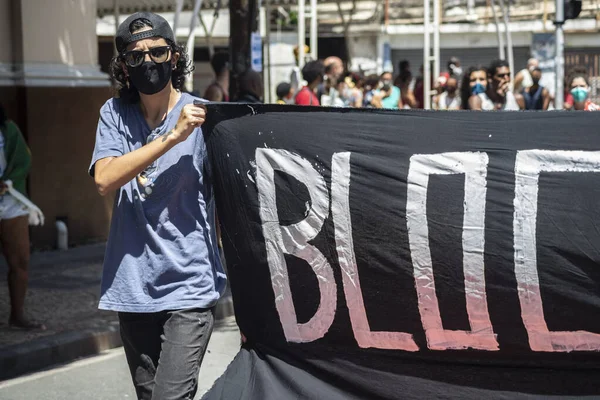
[89,93,226,313]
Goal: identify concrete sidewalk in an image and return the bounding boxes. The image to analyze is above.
[0,243,234,381]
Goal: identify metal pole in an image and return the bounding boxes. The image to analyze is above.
[490,0,505,59]
[385,0,389,27]
[310,0,318,60]
[185,0,204,93]
[499,0,514,82]
[424,0,431,109]
[298,0,306,68]
[265,0,272,102]
[173,0,184,33]
[433,0,440,79]
[113,0,119,56]
[467,0,475,16]
[555,0,565,109]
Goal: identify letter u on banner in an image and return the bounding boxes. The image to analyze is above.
[406,152,499,351]
[256,148,337,343]
[514,150,600,352]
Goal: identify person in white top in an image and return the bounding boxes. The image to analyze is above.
[436,76,461,110]
[513,58,538,94]
[471,60,524,111]
[290,44,311,93]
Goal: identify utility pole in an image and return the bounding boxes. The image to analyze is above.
[229,0,260,101]
[113,0,119,56]
[423,0,439,110]
[265,0,272,103]
[185,0,204,93]
[298,0,306,68]
[554,0,565,110]
[424,0,430,109]
[490,0,506,60]
[433,0,440,80]
[499,0,514,83]
[310,0,318,61]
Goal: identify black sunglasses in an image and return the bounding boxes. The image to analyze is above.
[122,46,171,68]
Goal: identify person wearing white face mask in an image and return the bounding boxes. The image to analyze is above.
[514,58,539,94]
[569,73,599,111]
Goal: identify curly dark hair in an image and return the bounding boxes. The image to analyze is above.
[460,65,487,110]
[108,18,194,103]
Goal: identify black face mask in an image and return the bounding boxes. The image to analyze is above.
[127,61,172,95]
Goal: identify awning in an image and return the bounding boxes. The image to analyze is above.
[97,0,382,31]
[96,0,365,16]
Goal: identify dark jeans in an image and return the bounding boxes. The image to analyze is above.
[118,308,215,400]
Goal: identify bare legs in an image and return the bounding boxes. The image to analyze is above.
[2,215,44,330]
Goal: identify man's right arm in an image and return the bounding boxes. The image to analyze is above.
[92,103,206,196]
[94,132,180,196]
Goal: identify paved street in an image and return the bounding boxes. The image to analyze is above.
[0,316,240,400]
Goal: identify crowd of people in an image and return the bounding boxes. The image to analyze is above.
[268,54,598,112]
[198,45,598,112]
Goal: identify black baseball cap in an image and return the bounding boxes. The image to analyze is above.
[115,12,175,54]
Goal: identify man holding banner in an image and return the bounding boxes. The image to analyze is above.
[89,12,225,400]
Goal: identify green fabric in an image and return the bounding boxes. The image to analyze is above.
[1,120,31,197]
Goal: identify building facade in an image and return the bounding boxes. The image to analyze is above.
[1,0,113,249]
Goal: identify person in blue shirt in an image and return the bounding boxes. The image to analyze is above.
[89,12,226,400]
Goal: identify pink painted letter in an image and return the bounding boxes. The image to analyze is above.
[514,150,600,352]
[406,152,498,351]
[331,152,419,351]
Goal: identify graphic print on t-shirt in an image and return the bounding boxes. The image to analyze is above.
[136,129,167,199]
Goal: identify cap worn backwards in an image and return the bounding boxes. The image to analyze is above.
[115,12,175,54]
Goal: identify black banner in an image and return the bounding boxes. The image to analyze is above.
[202,105,600,399]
